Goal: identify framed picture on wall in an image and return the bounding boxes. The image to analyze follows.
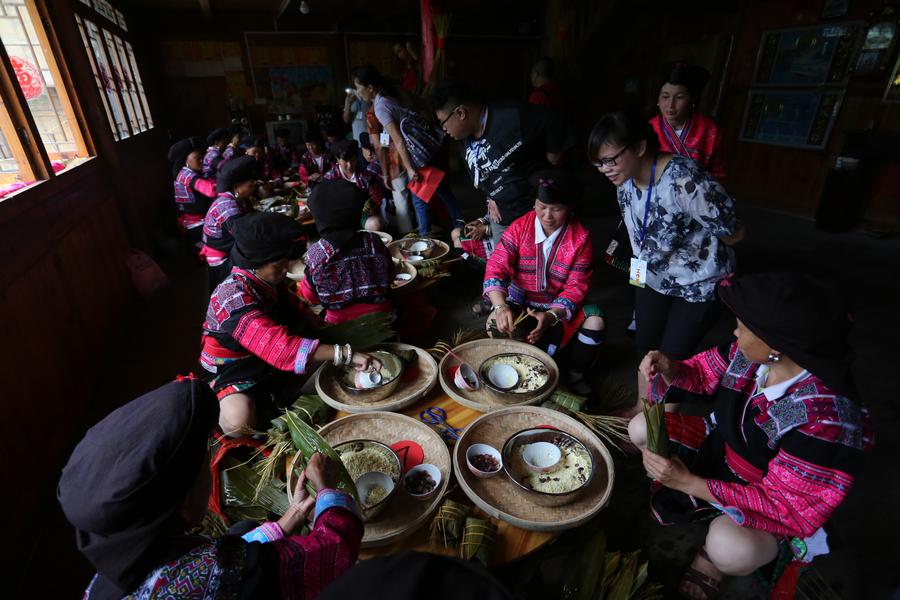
[753,23,861,86]
[739,88,845,149]
[884,53,900,102]
[821,0,851,19]
[854,19,899,76]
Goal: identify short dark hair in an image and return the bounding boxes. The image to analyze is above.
[659,60,710,99]
[587,108,660,159]
[532,57,555,79]
[304,128,325,145]
[332,139,359,161]
[427,80,481,112]
[358,132,373,150]
[353,64,384,88]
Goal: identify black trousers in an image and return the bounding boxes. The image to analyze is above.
[634,286,720,360]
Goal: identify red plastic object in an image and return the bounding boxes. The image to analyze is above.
[391,440,424,473]
[407,166,446,203]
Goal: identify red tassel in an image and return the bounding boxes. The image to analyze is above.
[175,372,197,382]
[772,561,803,600]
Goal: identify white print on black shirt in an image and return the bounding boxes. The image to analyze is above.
[466,139,523,190]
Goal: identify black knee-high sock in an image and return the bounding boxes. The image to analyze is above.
[569,327,606,373]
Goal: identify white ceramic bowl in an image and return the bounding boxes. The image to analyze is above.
[394,272,413,282]
[522,441,562,473]
[404,463,442,501]
[486,363,519,391]
[406,254,425,264]
[354,370,383,389]
[355,471,395,519]
[466,443,503,479]
[408,240,430,253]
[453,363,480,391]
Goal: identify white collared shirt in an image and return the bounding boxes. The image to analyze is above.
[755,364,809,402]
[534,216,563,290]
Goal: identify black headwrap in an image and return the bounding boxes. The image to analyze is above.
[167,136,202,180]
[216,155,260,192]
[57,379,218,599]
[529,170,583,205]
[231,211,306,268]
[206,127,230,146]
[717,273,856,397]
[308,179,367,248]
[317,551,513,600]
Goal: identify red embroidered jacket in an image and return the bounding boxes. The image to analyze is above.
[483,212,593,321]
[651,112,726,184]
[666,341,873,538]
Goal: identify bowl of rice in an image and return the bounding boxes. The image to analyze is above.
[501,428,594,507]
[478,353,553,401]
[334,439,402,521]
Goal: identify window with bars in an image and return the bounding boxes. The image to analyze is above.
[0,0,90,196]
[74,0,152,139]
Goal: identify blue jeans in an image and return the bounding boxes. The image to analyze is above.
[411,179,464,235]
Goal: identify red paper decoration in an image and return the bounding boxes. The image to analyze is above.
[10,56,44,100]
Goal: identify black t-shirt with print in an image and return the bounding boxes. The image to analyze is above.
[462,101,572,226]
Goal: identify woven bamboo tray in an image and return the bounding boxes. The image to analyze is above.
[315,343,438,413]
[387,238,451,262]
[319,411,452,547]
[438,339,559,412]
[453,406,614,532]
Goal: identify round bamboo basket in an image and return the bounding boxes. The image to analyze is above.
[319,411,452,547]
[315,343,438,414]
[453,406,614,532]
[391,261,418,290]
[438,339,559,412]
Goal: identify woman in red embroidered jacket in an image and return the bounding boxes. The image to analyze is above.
[299,179,393,325]
[298,129,336,188]
[202,211,380,435]
[629,273,873,599]
[651,61,726,184]
[173,148,217,241]
[323,139,388,231]
[484,172,606,393]
[201,156,259,291]
[59,378,363,600]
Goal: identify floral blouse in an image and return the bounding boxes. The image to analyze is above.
[617,155,738,302]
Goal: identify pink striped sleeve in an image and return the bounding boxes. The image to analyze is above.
[273,507,364,599]
[707,450,854,538]
[669,343,732,395]
[233,309,320,374]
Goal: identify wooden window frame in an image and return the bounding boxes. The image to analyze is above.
[72,0,153,139]
[0,0,93,187]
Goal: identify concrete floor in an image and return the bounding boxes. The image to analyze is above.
[29,174,900,598]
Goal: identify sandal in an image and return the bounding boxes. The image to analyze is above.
[678,549,722,600]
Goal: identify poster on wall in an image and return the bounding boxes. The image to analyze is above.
[739,88,844,149]
[854,20,898,76]
[753,23,861,86]
[268,66,334,113]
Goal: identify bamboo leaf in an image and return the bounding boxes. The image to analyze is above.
[458,517,497,566]
[630,561,649,599]
[568,530,606,600]
[316,312,394,348]
[550,389,589,412]
[606,551,640,600]
[282,411,360,503]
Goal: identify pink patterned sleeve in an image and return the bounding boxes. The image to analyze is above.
[707,449,855,538]
[483,225,519,298]
[233,309,320,374]
[668,342,733,396]
[193,176,217,198]
[273,504,364,600]
[549,234,593,320]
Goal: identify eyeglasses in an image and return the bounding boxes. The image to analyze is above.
[439,105,462,127]
[592,145,630,169]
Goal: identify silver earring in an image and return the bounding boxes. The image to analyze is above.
[767,352,781,363]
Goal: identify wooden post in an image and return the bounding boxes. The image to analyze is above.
[420,0,434,85]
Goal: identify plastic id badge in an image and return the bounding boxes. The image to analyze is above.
[629,257,648,288]
[379,132,391,147]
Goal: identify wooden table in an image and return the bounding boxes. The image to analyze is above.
[336,392,557,566]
